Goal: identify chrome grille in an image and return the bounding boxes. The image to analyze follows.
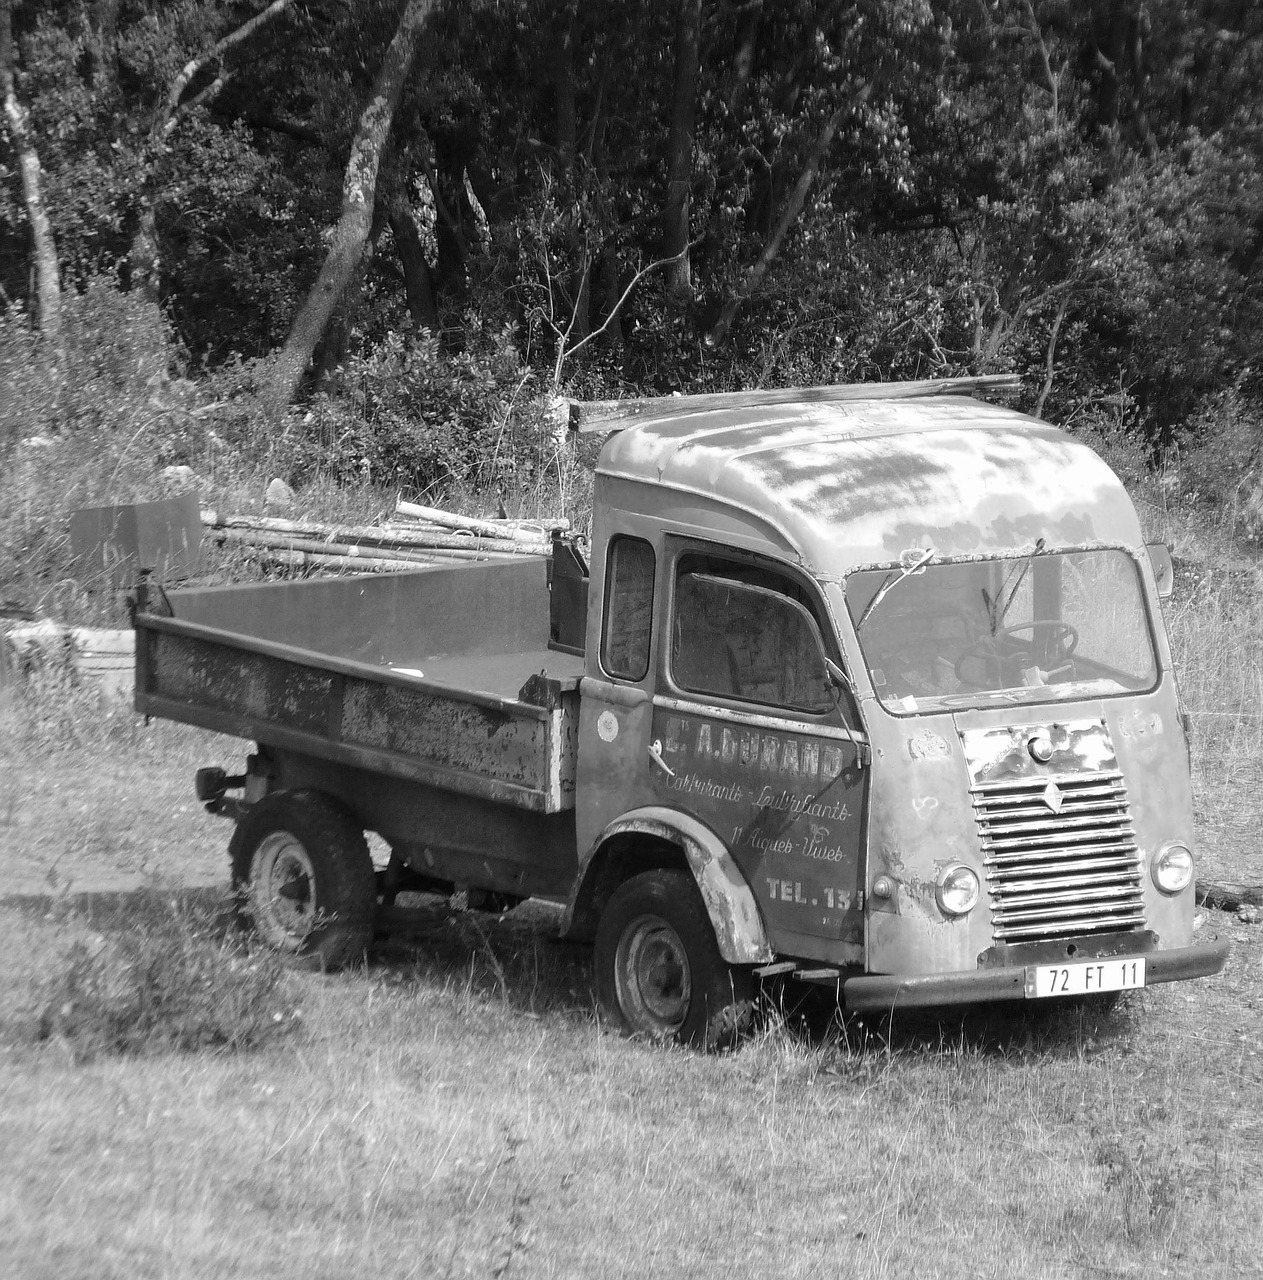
[972,771,1145,942]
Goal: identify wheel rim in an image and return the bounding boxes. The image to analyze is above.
[613,913,692,1036]
[250,830,317,950]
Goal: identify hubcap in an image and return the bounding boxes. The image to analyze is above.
[251,831,316,949]
[614,914,691,1036]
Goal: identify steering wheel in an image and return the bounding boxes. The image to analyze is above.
[954,621,1079,689]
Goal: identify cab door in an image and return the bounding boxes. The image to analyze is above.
[649,546,868,965]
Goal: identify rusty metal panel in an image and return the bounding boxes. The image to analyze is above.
[272,751,579,899]
[71,493,202,587]
[151,629,334,735]
[136,618,579,814]
[960,719,1119,784]
[340,679,555,795]
[860,708,991,978]
[597,399,1145,577]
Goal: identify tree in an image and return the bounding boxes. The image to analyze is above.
[661,0,701,297]
[265,0,436,410]
[130,0,294,305]
[0,0,60,346]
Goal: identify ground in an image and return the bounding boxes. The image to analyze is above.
[0,708,1260,1280]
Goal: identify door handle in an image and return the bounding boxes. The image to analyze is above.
[647,739,675,778]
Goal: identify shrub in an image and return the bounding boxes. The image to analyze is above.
[32,895,299,1061]
[287,324,549,494]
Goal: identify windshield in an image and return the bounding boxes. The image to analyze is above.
[846,549,1158,714]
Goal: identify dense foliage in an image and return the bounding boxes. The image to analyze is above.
[1,0,1260,503]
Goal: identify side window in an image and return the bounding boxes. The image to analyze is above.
[671,564,831,713]
[601,536,655,680]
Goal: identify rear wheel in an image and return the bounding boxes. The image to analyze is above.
[594,869,754,1050]
[229,790,375,970]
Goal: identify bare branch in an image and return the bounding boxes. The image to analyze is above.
[155,0,291,141]
[166,71,234,133]
[552,248,687,386]
[1034,294,1070,419]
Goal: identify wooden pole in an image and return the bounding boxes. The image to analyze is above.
[394,499,557,544]
[212,528,524,563]
[203,515,549,556]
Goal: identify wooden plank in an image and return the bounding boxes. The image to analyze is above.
[568,374,1023,432]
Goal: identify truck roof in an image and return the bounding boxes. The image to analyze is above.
[595,396,1144,576]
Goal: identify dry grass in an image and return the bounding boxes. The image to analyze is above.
[1135,497,1263,886]
[1,671,1261,1278]
[1,421,1259,1277]
[0,894,1259,1279]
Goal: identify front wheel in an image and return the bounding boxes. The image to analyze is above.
[229,790,375,970]
[594,869,754,1050]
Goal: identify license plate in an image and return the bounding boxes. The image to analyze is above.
[1025,957,1146,999]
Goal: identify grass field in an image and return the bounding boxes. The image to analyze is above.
[1,674,1260,1279]
[2,464,1261,1278]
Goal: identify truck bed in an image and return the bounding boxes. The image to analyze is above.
[133,559,584,813]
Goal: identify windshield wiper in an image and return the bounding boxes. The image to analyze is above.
[857,547,936,632]
[982,538,1045,633]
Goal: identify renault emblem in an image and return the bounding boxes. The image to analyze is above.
[1042,781,1064,813]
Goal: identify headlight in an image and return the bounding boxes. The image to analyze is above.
[1152,843,1194,894]
[936,863,981,916]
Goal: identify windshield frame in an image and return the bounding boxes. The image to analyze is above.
[843,544,1164,717]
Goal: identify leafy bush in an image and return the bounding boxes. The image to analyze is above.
[33,896,299,1061]
[286,324,551,494]
[0,278,182,451]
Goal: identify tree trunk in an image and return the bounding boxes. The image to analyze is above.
[1,0,61,347]
[266,0,434,411]
[315,203,389,383]
[705,91,865,349]
[661,0,702,297]
[554,6,577,175]
[88,0,120,94]
[728,2,761,113]
[130,0,292,307]
[389,199,438,332]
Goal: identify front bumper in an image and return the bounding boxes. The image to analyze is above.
[841,936,1231,1013]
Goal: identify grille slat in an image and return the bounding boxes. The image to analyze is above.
[992,849,1141,880]
[986,841,1138,867]
[981,799,1125,821]
[982,814,1133,839]
[990,870,1142,897]
[983,827,1134,853]
[973,770,1145,942]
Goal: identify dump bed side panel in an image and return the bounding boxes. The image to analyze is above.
[135,619,578,812]
[165,557,553,669]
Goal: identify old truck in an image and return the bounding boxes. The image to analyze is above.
[132,376,1229,1046]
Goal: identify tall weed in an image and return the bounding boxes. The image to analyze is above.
[30,895,299,1061]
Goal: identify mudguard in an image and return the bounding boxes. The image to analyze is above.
[565,806,774,965]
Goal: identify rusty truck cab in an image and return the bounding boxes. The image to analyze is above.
[569,394,1228,1018]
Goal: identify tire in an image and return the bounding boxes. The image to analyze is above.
[594,869,754,1050]
[229,790,375,971]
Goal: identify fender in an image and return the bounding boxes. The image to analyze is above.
[565,806,774,965]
